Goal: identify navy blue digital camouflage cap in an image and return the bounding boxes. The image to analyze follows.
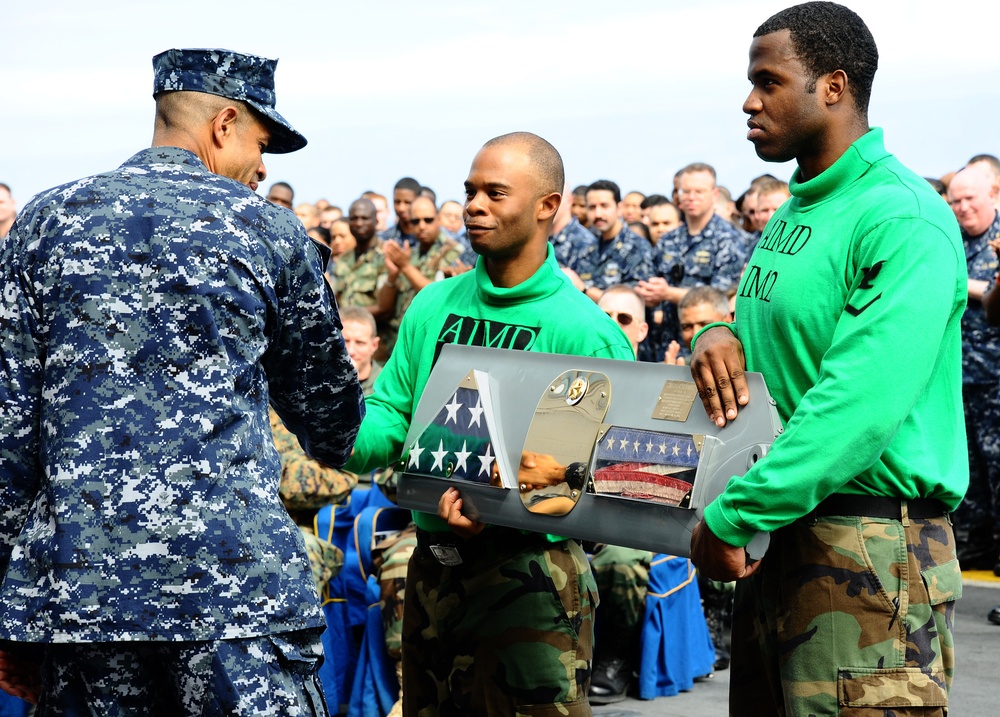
[152,48,306,154]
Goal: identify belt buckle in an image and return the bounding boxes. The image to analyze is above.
[429,544,463,566]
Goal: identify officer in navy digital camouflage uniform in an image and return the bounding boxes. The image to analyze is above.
[636,163,747,362]
[549,185,597,273]
[0,48,364,716]
[566,179,655,302]
[947,165,1000,573]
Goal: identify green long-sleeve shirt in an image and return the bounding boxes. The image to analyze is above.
[701,129,969,547]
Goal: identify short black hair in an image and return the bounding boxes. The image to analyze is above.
[640,193,671,210]
[628,221,650,242]
[587,179,621,204]
[268,181,294,195]
[394,177,421,194]
[308,225,331,244]
[924,177,947,198]
[754,1,878,114]
[483,132,565,197]
[572,185,589,198]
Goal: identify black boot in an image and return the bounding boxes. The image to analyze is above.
[589,614,640,704]
[589,654,632,704]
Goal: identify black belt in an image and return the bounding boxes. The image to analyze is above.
[416,527,547,567]
[810,494,947,520]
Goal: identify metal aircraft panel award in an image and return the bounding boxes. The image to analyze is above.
[395,345,782,558]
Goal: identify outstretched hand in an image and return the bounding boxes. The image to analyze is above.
[689,326,749,427]
[518,451,566,492]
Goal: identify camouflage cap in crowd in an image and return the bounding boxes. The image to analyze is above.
[152,48,307,154]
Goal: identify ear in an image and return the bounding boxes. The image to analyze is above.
[822,69,849,107]
[536,191,561,222]
[371,335,380,350]
[638,320,649,343]
[211,106,241,148]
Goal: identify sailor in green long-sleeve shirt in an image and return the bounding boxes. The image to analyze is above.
[346,132,633,716]
[689,4,968,716]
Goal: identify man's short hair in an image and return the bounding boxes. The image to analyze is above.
[678,163,717,183]
[754,1,878,114]
[349,197,376,215]
[640,193,671,209]
[587,179,621,204]
[679,285,730,316]
[755,178,790,197]
[482,132,565,197]
[308,225,331,244]
[0,183,11,194]
[420,186,437,203]
[394,177,421,194]
[925,177,947,197]
[599,284,645,316]
[572,185,589,198]
[268,181,294,196]
[339,306,377,335]
[629,221,651,241]
[968,154,1000,178]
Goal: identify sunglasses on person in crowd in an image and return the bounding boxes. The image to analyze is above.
[605,311,634,327]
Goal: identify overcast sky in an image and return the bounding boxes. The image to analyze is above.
[3,0,998,210]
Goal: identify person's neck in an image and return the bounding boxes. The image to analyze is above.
[685,211,712,236]
[796,122,869,183]
[355,235,375,254]
[964,211,998,240]
[485,241,547,288]
[0,218,12,238]
[356,363,371,382]
[151,130,210,168]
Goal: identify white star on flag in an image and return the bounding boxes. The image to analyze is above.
[477,443,495,478]
[444,393,462,425]
[467,397,484,428]
[431,440,449,471]
[408,439,424,469]
[454,440,472,473]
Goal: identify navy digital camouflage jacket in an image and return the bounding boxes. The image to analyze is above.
[0,146,364,642]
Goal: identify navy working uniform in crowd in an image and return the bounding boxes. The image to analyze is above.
[0,48,364,715]
[641,213,747,362]
[550,215,597,273]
